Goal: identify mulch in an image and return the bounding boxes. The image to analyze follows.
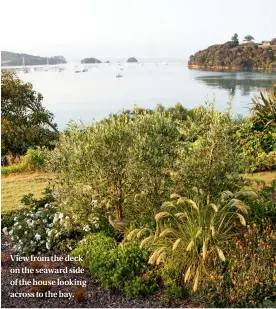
[1,234,193,308]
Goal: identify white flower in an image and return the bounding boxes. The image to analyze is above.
[46,242,51,250]
[2,227,8,235]
[14,217,18,222]
[24,231,28,235]
[83,225,90,232]
[58,213,64,220]
[14,222,19,226]
[9,230,13,235]
[34,233,41,241]
[18,225,22,229]
[53,215,58,224]
[30,240,36,246]
[44,203,49,208]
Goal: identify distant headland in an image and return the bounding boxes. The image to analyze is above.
[188,35,276,71]
[1,51,67,66]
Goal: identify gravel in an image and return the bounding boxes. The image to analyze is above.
[1,234,193,308]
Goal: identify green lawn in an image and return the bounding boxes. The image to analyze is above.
[1,171,275,214]
[1,171,55,213]
[243,171,276,185]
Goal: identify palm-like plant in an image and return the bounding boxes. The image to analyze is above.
[128,188,256,292]
[251,84,276,129]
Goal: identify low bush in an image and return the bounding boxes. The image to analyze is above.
[2,203,56,255]
[2,189,57,255]
[246,179,276,223]
[23,147,47,170]
[71,233,157,297]
[195,220,276,307]
[1,210,23,229]
[1,147,47,176]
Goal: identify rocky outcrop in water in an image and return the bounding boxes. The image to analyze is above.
[81,58,102,64]
[126,57,138,63]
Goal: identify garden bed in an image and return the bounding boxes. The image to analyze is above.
[1,234,193,308]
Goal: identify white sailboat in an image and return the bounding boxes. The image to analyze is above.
[44,58,49,71]
[22,55,29,73]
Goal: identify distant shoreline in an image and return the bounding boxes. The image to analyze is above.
[188,64,276,73]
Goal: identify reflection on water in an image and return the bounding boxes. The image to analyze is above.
[3,62,276,129]
[194,71,276,97]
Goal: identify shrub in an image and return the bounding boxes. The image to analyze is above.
[2,189,57,255]
[1,147,47,176]
[130,188,254,292]
[23,147,47,170]
[2,203,56,255]
[236,121,276,172]
[195,220,276,307]
[21,187,55,211]
[47,110,181,229]
[1,210,23,229]
[246,179,276,223]
[176,101,241,202]
[71,233,157,297]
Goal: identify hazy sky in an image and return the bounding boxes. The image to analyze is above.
[1,0,275,61]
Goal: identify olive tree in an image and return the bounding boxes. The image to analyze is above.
[47,110,181,228]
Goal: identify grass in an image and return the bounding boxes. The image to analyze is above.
[1,171,275,214]
[1,163,28,176]
[243,171,276,184]
[1,171,55,213]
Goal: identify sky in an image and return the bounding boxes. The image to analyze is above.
[1,0,275,61]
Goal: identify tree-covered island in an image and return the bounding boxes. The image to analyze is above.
[189,34,276,71]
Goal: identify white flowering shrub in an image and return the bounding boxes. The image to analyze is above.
[2,204,56,255]
[46,211,94,252]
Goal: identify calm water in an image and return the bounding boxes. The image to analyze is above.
[15,61,276,129]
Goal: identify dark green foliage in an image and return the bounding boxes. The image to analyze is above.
[246,179,276,223]
[231,33,239,46]
[21,187,55,211]
[189,42,275,69]
[1,210,22,229]
[71,234,157,297]
[244,35,254,42]
[235,86,276,172]
[1,71,58,155]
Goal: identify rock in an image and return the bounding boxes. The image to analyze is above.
[81,57,102,64]
[126,57,138,63]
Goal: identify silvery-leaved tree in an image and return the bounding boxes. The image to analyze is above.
[176,100,240,204]
[47,109,181,229]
